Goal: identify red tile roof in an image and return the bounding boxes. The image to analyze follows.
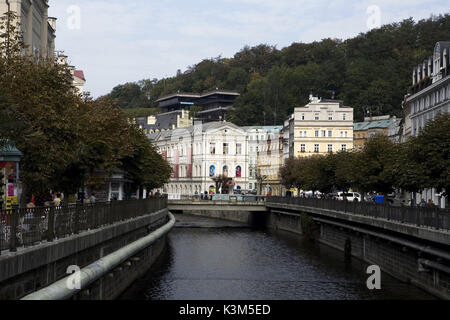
[74,70,85,81]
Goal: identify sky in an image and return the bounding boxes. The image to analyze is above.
[48,0,449,98]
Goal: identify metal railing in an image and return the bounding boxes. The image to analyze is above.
[267,197,450,231]
[169,194,267,203]
[0,196,168,255]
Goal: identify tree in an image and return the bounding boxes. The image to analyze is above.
[122,125,172,197]
[212,175,234,195]
[396,114,450,196]
[332,151,357,192]
[352,135,397,195]
[0,12,172,202]
[103,13,450,126]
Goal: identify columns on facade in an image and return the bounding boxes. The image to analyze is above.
[22,0,33,55]
[40,0,48,57]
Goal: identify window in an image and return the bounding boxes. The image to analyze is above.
[328,130,333,138]
[223,143,229,155]
[210,143,216,155]
[328,145,333,153]
[322,130,326,138]
[299,131,303,137]
[315,113,320,120]
[314,144,320,153]
[341,144,347,152]
[304,131,307,137]
[223,166,229,176]
[315,130,319,138]
[301,113,305,120]
[236,166,242,178]
[236,143,242,155]
[345,132,348,138]
[249,183,253,190]
[343,114,347,121]
[301,144,306,153]
[340,131,344,138]
[328,113,333,121]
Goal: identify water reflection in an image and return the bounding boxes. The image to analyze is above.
[119,227,435,300]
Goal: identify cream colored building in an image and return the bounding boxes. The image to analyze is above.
[149,122,249,196]
[56,52,86,94]
[0,0,56,57]
[137,110,193,134]
[286,96,354,157]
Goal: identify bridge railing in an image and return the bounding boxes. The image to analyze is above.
[267,197,450,231]
[170,194,267,203]
[0,196,168,255]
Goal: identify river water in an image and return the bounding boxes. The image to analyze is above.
[119,214,435,300]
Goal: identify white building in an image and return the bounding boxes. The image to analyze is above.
[405,41,450,138]
[148,122,249,196]
[56,52,86,94]
[403,41,450,208]
[0,0,56,57]
[243,126,283,194]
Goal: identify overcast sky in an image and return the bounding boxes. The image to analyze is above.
[48,0,449,98]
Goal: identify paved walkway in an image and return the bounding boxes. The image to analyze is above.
[173,213,248,229]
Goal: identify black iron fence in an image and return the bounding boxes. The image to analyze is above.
[0,196,167,255]
[267,197,450,231]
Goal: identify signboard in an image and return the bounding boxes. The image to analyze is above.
[6,196,18,210]
[168,194,181,200]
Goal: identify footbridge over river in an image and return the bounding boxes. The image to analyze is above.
[169,196,450,299]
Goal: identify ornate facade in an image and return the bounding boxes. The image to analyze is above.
[0,0,56,57]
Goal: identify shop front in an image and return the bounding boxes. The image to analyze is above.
[0,144,22,211]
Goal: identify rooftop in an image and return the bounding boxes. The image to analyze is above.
[354,119,394,131]
[156,89,240,103]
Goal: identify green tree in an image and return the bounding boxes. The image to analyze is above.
[122,125,172,197]
[352,135,397,195]
[397,114,450,196]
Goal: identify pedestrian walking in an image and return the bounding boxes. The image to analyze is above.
[419,199,427,208]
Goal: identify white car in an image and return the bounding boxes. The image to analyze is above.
[337,192,362,202]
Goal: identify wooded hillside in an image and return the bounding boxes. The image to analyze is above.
[103,14,450,125]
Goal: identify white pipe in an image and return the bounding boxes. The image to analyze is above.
[22,212,176,300]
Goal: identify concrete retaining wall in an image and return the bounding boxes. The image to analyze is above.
[0,209,170,300]
[175,206,450,299]
[181,209,254,225]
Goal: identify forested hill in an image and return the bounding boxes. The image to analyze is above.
[103,13,450,125]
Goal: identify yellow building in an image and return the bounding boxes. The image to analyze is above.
[285,96,354,158]
[353,116,397,152]
[255,126,284,196]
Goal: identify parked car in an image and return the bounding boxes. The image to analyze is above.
[337,192,362,202]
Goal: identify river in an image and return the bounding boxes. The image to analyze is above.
[119,214,435,300]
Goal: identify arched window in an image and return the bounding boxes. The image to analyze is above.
[236,166,242,178]
[209,165,216,177]
[223,166,229,177]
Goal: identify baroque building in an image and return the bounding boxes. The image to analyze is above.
[0,0,56,57]
[403,41,450,208]
[148,122,249,196]
[283,96,354,158]
[243,126,283,195]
